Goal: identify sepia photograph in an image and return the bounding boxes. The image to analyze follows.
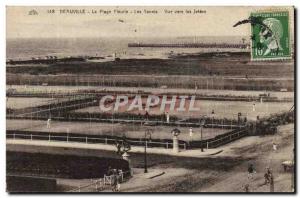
[5,6,295,193]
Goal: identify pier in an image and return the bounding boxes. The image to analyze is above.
[128,42,249,49]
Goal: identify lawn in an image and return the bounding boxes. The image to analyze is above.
[74,99,294,121]
[7,119,230,141]
[6,97,56,109]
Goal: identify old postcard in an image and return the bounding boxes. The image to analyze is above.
[6,6,295,193]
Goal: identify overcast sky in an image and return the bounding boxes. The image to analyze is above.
[6,6,294,38]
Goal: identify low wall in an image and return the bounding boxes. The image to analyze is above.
[6,175,57,193]
[7,151,130,179]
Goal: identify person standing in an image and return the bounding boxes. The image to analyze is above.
[248,163,256,180]
[166,111,170,123]
[145,110,149,120]
[111,170,118,192]
[272,142,278,152]
[189,127,193,142]
[252,103,256,112]
[264,167,272,185]
[47,118,51,129]
[116,173,121,192]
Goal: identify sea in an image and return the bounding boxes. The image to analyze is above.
[6,36,247,60]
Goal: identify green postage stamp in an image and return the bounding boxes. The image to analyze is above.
[250,10,291,60]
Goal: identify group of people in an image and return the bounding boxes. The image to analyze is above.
[107,167,123,192]
[245,163,275,192]
[243,139,281,192]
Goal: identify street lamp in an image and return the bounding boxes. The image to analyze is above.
[211,110,215,130]
[67,128,69,142]
[200,118,206,152]
[144,128,153,173]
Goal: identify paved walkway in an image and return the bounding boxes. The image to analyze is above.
[6,139,222,158]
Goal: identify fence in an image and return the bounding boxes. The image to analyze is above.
[7,114,245,130]
[7,95,97,118]
[8,89,292,103]
[187,128,248,149]
[6,132,187,150]
[67,170,131,192]
[206,129,248,148]
[6,128,249,150]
